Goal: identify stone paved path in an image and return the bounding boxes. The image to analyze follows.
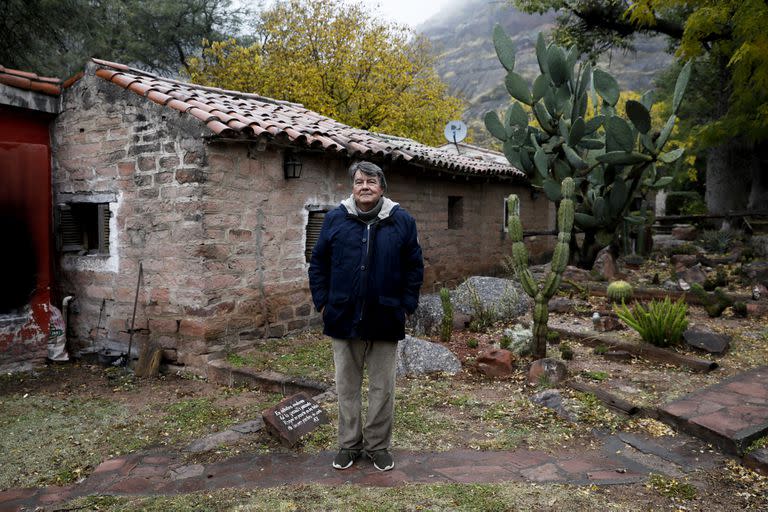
[4,367,768,511]
[659,366,768,454]
[0,431,723,512]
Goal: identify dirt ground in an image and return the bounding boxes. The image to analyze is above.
[2,253,768,509]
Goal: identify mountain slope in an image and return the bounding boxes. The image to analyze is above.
[419,0,673,147]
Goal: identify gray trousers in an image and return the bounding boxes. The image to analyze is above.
[332,338,397,452]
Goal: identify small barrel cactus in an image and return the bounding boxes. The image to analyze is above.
[607,280,634,303]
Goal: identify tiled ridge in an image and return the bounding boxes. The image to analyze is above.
[91,58,525,180]
[0,65,63,96]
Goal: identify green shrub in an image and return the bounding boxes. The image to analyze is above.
[593,344,608,355]
[606,280,633,303]
[700,229,741,254]
[546,330,561,344]
[467,281,496,332]
[703,268,728,291]
[582,370,609,381]
[733,301,748,318]
[559,343,574,360]
[499,335,512,350]
[439,288,453,343]
[691,283,733,317]
[466,338,479,349]
[614,296,688,347]
[667,243,698,256]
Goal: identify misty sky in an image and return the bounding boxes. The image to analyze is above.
[360,0,457,27]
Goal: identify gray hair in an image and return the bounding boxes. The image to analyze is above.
[349,161,387,191]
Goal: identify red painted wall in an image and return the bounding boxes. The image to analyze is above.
[0,105,54,368]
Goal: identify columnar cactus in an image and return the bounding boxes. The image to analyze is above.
[507,177,575,359]
[486,27,692,267]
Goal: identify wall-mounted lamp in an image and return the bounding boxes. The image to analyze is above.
[283,150,303,179]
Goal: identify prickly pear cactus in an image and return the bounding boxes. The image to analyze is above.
[606,280,634,303]
[486,27,692,267]
[507,177,575,359]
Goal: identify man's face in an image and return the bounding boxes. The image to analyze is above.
[352,170,384,212]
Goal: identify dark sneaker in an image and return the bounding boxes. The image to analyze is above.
[332,449,360,470]
[368,449,394,472]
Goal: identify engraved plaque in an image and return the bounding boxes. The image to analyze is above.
[262,392,329,447]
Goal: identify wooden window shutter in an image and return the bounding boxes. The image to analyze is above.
[98,203,111,254]
[305,211,327,262]
[60,204,85,252]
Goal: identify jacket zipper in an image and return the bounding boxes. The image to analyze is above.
[359,223,372,322]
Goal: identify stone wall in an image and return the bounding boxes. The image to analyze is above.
[53,67,553,368]
[53,68,212,364]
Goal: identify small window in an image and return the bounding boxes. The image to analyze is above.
[503,197,510,233]
[59,203,111,254]
[305,210,328,262]
[448,196,463,229]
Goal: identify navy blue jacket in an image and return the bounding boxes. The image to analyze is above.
[308,197,424,341]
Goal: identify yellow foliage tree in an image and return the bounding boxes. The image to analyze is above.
[186,0,464,146]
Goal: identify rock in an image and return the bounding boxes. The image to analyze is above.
[662,279,679,291]
[531,389,577,421]
[683,328,731,354]
[677,279,691,291]
[741,261,768,288]
[548,297,575,313]
[653,234,699,254]
[453,311,471,330]
[185,429,243,453]
[592,246,617,281]
[751,235,768,258]
[753,284,768,301]
[396,335,461,377]
[503,325,533,356]
[477,348,513,377]
[406,294,443,336]
[671,224,698,241]
[671,254,699,272]
[678,264,707,285]
[562,266,590,282]
[593,314,623,332]
[452,276,531,320]
[602,350,633,362]
[743,447,768,476]
[527,358,568,386]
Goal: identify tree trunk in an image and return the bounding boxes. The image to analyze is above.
[748,142,768,211]
[705,140,752,216]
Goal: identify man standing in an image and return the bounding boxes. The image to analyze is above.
[308,161,423,472]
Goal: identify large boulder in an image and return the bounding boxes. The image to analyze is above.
[592,246,617,281]
[451,276,531,320]
[396,335,461,378]
[671,224,698,241]
[741,261,768,288]
[406,294,443,336]
[527,358,568,386]
[477,348,514,377]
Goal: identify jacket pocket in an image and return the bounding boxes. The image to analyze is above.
[378,295,405,324]
[323,294,351,326]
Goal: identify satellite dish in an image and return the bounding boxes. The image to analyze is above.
[444,120,467,144]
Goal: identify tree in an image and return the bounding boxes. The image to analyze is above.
[0,0,245,77]
[512,0,768,214]
[186,0,464,146]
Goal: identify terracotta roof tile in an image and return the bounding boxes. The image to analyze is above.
[91,59,525,181]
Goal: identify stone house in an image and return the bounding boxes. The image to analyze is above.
[2,58,554,370]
